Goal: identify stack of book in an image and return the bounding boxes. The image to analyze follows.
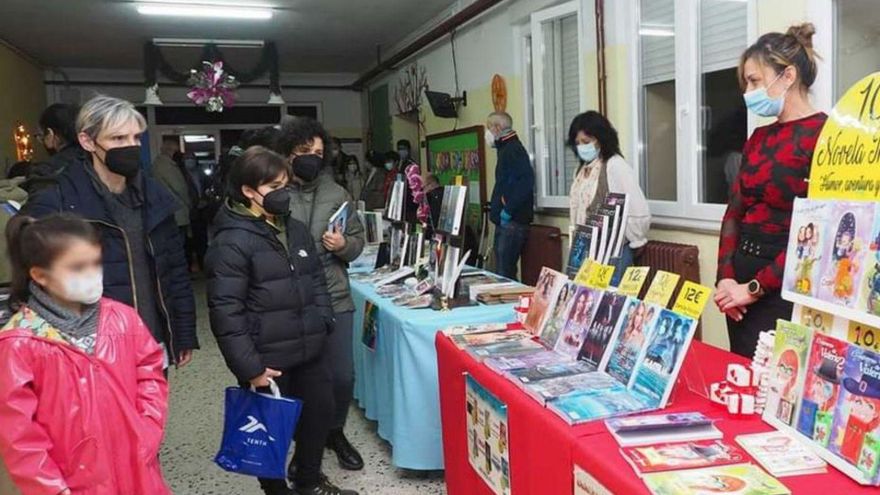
[567,193,629,276]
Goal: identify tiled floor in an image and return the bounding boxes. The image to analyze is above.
[160,278,446,495]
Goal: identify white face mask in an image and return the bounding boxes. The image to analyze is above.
[484,129,496,149]
[61,270,104,305]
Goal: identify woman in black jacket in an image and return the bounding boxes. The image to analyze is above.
[205,146,357,495]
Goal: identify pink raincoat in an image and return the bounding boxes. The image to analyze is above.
[0,298,171,495]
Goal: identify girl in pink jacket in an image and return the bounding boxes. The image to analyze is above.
[0,214,170,495]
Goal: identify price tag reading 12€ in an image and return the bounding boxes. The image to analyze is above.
[672,280,712,319]
[643,271,681,307]
[617,266,650,297]
[586,263,615,290]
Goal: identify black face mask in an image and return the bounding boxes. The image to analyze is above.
[98,145,141,179]
[258,187,291,216]
[292,154,323,183]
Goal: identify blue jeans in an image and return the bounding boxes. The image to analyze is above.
[494,221,529,280]
[610,243,634,287]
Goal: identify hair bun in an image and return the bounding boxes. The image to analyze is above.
[786,22,816,50]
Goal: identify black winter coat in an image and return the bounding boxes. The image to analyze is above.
[22,157,198,358]
[206,204,335,382]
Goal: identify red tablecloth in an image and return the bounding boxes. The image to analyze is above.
[436,335,878,495]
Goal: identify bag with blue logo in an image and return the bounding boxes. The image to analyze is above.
[214,379,303,479]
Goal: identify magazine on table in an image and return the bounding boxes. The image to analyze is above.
[522,370,620,405]
[538,281,577,349]
[484,350,570,375]
[602,299,662,387]
[451,329,534,349]
[627,309,698,409]
[641,463,790,495]
[442,322,522,336]
[605,412,722,447]
[621,439,746,475]
[576,292,628,369]
[548,386,651,425]
[523,267,567,335]
[468,338,547,360]
[762,320,811,427]
[552,286,601,360]
[735,432,827,477]
[373,266,414,287]
[506,361,597,386]
[327,201,349,233]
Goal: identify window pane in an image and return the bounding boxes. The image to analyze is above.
[540,13,580,197]
[836,0,880,99]
[699,0,747,205]
[639,0,676,201]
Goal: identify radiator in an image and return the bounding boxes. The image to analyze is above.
[637,240,703,341]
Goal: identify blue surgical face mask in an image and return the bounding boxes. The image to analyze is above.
[743,72,788,117]
[576,143,599,163]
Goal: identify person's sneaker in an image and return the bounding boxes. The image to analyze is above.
[326,429,364,471]
[294,477,359,495]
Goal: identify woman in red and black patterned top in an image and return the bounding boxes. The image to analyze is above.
[714,23,826,358]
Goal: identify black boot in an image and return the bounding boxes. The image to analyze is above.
[326,428,364,471]
[260,478,295,495]
[294,476,359,495]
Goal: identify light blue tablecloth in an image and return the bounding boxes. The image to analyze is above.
[350,279,517,470]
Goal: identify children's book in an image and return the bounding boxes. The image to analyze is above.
[642,463,790,495]
[606,412,722,447]
[828,344,880,481]
[539,281,577,350]
[523,267,567,335]
[506,361,596,385]
[603,299,662,386]
[858,207,880,316]
[548,386,650,424]
[783,198,829,298]
[522,371,621,405]
[327,201,349,233]
[576,292,627,369]
[817,201,875,308]
[621,439,746,475]
[762,320,811,427]
[567,226,592,278]
[796,332,848,445]
[629,309,698,409]
[735,432,827,477]
[553,286,601,360]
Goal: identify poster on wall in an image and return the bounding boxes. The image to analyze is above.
[426,126,487,237]
[465,374,511,495]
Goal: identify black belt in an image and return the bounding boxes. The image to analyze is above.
[738,235,786,260]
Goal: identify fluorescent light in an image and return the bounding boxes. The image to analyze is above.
[639,28,675,37]
[137,3,273,20]
[183,135,214,143]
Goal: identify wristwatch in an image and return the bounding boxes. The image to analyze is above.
[747,279,763,297]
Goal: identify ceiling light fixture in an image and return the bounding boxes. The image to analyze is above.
[136,3,273,20]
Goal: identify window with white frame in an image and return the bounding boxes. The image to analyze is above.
[636,0,749,222]
[835,0,880,100]
[529,1,586,209]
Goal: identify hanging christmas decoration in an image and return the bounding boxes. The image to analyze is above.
[13,123,34,162]
[187,61,239,112]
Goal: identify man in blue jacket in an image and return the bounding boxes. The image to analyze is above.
[23,95,198,368]
[486,112,534,280]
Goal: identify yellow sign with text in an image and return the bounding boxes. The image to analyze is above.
[672,281,713,319]
[809,72,880,200]
[574,259,594,286]
[848,320,880,352]
[586,263,615,290]
[644,271,681,307]
[617,266,650,297]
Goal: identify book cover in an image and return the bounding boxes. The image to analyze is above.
[523,371,621,404]
[452,330,533,349]
[507,361,596,385]
[604,193,629,261]
[362,300,378,351]
[783,199,829,298]
[443,323,521,336]
[603,300,662,386]
[796,332,848,445]
[577,292,628,369]
[828,344,880,479]
[642,463,790,495]
[439,186,452,233]
[553,286,601,360]
[539,281,577,349]
[858,206,880,316]
[622,439,746,475]
[451,185,468,236]
[762,320,811,427]
[524,267,567,335]
[465,374,511,495]
[548,387,649,424]
[598,204,622,265]
[607,412,714,433]
[589,213,611,264]
[630,309,697,408]
[567,226,593,277]
[468,339,547,360]
[574,464,613,495]
[327,201,349,233]
[484,350,568,374]
[735,432,827,476]
[584,215,606,262]
[817,201,875,308]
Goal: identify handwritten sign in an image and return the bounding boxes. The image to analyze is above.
[586,263,615,290]
[574,259,594,286]
[809,72,880,200]
[672,281,712,319]
[617,266,650,297]
[644,271,681,307]
[848,320,880,352]
[798,306,835,334]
